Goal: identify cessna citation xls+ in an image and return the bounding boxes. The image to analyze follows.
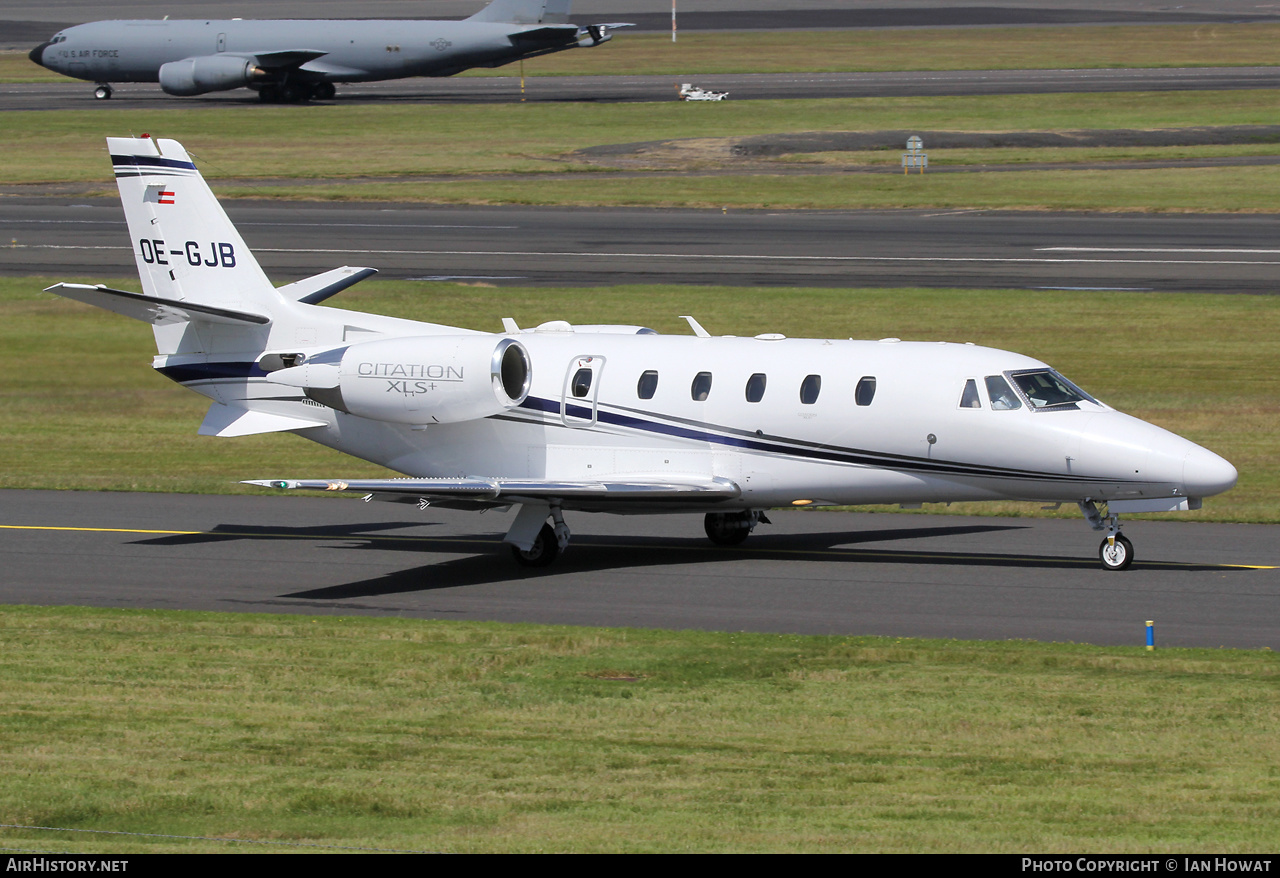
[44,137,1237,570]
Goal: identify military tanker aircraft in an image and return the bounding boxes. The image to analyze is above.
[43,136,1237,569]
[28,0,627,101]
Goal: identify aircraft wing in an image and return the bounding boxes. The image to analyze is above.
[243,475,740,509]
[234,49,329,70]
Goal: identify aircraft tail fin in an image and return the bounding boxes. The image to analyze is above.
[467,0,571,24]
[107,135,283,316]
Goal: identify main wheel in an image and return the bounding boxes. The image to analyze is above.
[94,85,112,100]
[511,522,559,568]
[277,83,307,103]
[1099,533,1134,571]
[312,82,336,101]
[704,512,752,546]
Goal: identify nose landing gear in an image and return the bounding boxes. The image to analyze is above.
[94,83,113,100]
[1099,532,1134,571]
[1080,500,1134,571]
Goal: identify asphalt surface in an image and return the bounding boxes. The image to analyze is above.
[8,0,1279,50]
[1,490,1274,647]
[6,198,1280,293]
[7,65,1280,110]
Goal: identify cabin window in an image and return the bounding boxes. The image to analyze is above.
[691,371,713,401]
[1009,369,1096,411]
[800,374,822,405]
[571,368,593,399]
[745,373,766,403]
[855,376,876,406]
[985,375,1022,410]
[959,378,982,408]
[637,370,658,400]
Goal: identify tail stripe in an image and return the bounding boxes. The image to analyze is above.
[109,153,197,172]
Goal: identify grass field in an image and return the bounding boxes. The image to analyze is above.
[7,22,1280,82]
[3,277,1275,521]
[1,606,1277,853]
[6,90,1280,212]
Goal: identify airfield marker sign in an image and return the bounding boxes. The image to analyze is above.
[903,135,928,174]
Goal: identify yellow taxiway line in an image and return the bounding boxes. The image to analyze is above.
[2,524,1274,568]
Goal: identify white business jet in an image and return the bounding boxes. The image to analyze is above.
[45,137,1237,570]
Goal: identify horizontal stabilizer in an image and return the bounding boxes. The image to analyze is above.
[244,475,741,507]
[199,403,326,437]
[510,25,580,44]
[275,266,377,305]
[44,283,270,326]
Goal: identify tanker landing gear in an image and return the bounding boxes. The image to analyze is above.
[94,83,113,100]
[704,510,769,546]
[257,82,336,103]
[1079,500,1134,571]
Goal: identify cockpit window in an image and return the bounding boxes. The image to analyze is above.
[1009,369,1097,411]
[959,378,981,409]
[985,375,1021,410]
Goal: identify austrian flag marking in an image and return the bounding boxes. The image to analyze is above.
[143,185,176,205]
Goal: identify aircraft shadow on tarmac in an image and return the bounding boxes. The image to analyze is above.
[133,521,1241,602]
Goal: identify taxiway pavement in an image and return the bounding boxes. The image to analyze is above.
[1,489,1275,648]
[5,199,1280,293]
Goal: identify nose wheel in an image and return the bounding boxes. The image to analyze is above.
[94,84,113,100]
[1099,533,1134,571]
[1080,500,1135,571]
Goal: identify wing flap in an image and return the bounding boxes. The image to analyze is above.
[243,475,741,507]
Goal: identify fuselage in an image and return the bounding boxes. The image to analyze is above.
[159,320,1238,513]
[31,19,579,84]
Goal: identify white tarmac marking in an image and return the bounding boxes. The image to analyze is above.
[1038,247,1280,254]
[13,243,1280,267]
[4,218,516,230]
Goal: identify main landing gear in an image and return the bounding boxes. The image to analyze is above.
[94,83,113,100]
[504,506,772,568]
[508,505,571,568]
[1079,500,1134,571]
[257,81,337,103]
[704,510,770,546]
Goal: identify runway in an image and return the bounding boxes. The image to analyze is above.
[1,489,1275,648]
[6,65,1280,111]
[5,198,1280,293]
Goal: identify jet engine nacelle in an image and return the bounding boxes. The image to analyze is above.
[272,335,531,425]
[158,55,266,95]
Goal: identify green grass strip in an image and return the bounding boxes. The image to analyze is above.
[0,605,1277,852]
[6,91,1280,211]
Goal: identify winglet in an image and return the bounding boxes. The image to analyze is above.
[681,315,711,338]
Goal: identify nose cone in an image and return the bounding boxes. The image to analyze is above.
[1184,445,1237,498]
[28,41,51,68]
